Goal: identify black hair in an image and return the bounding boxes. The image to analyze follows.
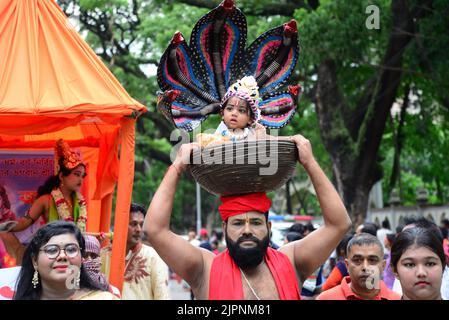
[381,218,391,230]
[403,216,418,226]
[14,221,104,300]
[288,223,305,235]
[285,231,303,243]
[442,219,449,228]
[337,233,354,257]
[386,233,396,245]
[215,230,223,241]
[347,233,384,257]
[305,222,315,232]
[36,163,86,197]
[440,227,448,240]
[390,227,445,272]
[0,185,11,209]
[404,217,443,242]
[361,222,378,236]
[130,203,146,217]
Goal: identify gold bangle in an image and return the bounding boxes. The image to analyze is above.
[24,214,36,223]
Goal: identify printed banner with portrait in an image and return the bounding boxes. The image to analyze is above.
[0,151,54,244]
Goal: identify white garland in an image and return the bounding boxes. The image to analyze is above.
[220,127,250,142]
[51,188,87,232]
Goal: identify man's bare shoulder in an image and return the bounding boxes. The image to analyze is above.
[278,240,306,282]
[278,241,296,261]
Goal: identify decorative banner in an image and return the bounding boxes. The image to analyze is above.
[0,266,21,300]
[0,150,54,244]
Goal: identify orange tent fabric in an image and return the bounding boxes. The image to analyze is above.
[0,0,147,291]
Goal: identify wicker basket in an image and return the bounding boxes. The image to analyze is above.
[188,139,298,196]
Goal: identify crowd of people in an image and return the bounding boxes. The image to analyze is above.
[0,132,448,301]
[0,135,448,300]
[0,139,170,300]
[0,79,448,301]
[0,1,448,302]
[1,202,171,300]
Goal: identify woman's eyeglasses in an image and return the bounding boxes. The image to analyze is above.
[39,243,80,259]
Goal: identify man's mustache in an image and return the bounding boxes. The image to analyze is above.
[236,236,260,245]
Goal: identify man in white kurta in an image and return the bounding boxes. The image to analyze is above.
[121,203,169,300]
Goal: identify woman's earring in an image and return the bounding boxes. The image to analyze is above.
[32,269,39,289]
[75,271,80,289]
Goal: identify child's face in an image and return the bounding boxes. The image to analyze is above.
[222,96,251,130]
[395,245,443,300]
[60,165,86,193]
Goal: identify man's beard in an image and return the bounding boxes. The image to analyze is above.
[225,232,270,269]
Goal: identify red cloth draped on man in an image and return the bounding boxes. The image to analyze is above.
[209,192,300,300]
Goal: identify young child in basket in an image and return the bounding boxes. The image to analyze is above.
[197,76,267,147]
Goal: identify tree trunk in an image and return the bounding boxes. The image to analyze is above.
[314,0,423,224]
[389,84,410,194]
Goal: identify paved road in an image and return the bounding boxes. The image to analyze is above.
[168,276,191,300]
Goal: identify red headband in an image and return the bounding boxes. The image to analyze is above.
[218,192,271,221]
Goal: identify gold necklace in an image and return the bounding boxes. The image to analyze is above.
[240,268,261,300]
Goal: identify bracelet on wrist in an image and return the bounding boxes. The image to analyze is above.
[24,214,36,223]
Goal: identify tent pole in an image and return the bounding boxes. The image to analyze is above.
[109,118,135,291]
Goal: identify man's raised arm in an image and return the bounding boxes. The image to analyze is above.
[144,143,213,288]
[280,135,352,281]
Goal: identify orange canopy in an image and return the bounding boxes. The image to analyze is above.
[0,0,147,291]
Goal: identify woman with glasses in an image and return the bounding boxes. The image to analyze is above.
[14,221,118,300]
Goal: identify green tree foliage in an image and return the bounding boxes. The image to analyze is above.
[58,0,448,229]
